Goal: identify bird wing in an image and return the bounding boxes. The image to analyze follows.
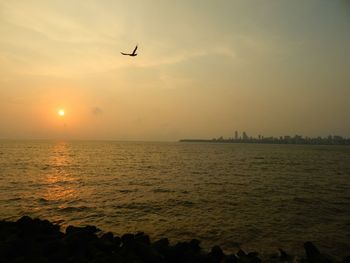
[121,52,129,55]
[132,45,138,55]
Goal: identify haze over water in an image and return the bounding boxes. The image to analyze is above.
[1,140,349,258]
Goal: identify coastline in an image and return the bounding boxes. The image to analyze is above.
[0,216,348,263]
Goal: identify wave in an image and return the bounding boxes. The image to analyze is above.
[58,206,92,213]
[152,188,174,193]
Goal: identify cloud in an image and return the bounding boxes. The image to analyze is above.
[0,1,119,44]
[92,107,103,115]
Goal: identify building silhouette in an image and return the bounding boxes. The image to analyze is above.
[234,131,238,140]
[180,131,350,145]
[242,131,248,141]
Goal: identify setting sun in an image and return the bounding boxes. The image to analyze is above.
[58,109,65,117]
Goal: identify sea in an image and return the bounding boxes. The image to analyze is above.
[0,140,349,259]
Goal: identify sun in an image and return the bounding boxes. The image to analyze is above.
[58,109,65,117]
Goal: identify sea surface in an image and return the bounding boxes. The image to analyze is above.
[0,140,349,258]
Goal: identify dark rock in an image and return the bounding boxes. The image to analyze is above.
[208,245,225,263]
[304,241,321,258]
[169,241,203,263]
[236,249,261,263]
[66,225,99,236]
[113,235,121,247]
[133,241,162,263]
[121,233,134,246]
[174,241,191,255]
[211,245,224,257]
[189,238,201,253]
[224,254,238,263]
[304,242,333,263]
[247,252,259,258]
[63,225,101,261]
[96,232,117,254]
[135,232,151,245]
[237,249,247,258]
[153,238,169,254]
[16,216,61,239]
[278,248,290,262]
[16,215,33,225]
[100,232,114,243]
[343,256,350,263]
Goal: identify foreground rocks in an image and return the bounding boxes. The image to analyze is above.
[0,216,347,263]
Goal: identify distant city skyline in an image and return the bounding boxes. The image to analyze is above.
[181,130,350,145]
[223,130,348,141]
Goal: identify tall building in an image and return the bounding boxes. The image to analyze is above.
[242,131,248,140]
[234,131,238,140]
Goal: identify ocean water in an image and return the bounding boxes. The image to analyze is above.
[0,140,349,258]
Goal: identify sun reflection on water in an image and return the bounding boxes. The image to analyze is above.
[43,142,78,201]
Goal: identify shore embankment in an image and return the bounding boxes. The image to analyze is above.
[1,216,349,263]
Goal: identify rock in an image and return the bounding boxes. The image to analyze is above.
[189,239,201,253]
[343,256,350,263]
[174,241,191,255]
[170,241,203,263]
[208,245,225,263]
[133,240,162,263]
[121,233,134,246]
[66,225,99,236]
[304,241,321,258]
[16,215,33,225]
[279,248,292,262]
[113,236,121,247]
[153,238,169,255]
[96,232,117,254]
[135,232,151,245]
[16,216,61,239]
[237,249,247,258]
[236,249,261,263]
[304,242,333,263]
[224,254,238,263]
[247,252,259,258]
[100,232,114,243]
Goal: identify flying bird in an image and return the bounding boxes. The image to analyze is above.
[121,45,138,56]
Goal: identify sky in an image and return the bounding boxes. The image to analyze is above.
[0,0,349,141]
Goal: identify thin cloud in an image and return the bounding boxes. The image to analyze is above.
[92,107,103,115]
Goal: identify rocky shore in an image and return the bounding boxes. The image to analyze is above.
[0,216,348,263]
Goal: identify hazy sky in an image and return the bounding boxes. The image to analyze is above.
[1,0,349,140]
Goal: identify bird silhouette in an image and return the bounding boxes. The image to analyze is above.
[121,45,138,56]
